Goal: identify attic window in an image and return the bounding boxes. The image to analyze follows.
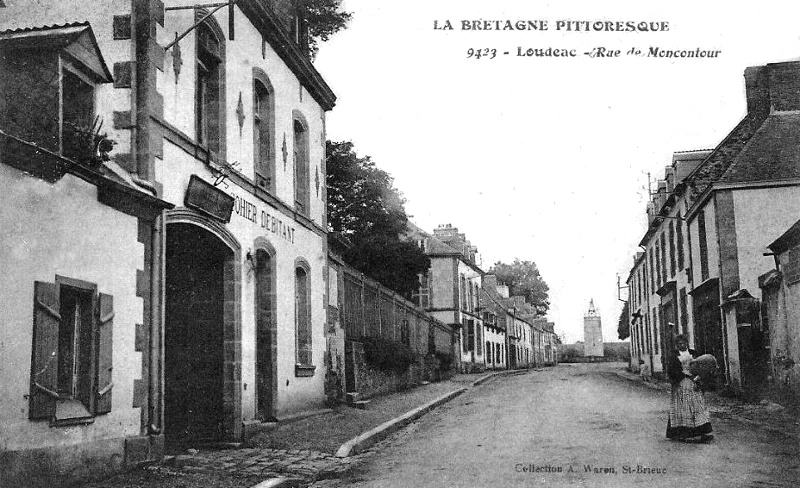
[0,24,112,181]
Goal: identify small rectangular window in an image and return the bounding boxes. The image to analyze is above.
[30,279,113,422]
[698,211,709,281]
[677,215,685,270]
[669,222,676,278]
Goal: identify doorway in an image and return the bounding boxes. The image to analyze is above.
[164,223,231,447]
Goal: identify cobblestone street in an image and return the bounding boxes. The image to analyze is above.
[83,365,800,487]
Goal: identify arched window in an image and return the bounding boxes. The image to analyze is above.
[255,246,276,419]
[253,70,275,192]
[295,262,312,368]
[293,115,310,215]
[196,13,225,159]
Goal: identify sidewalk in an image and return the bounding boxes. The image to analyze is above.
[613,367,800,441]
[83,370,522,488]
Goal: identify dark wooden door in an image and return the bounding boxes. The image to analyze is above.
[165,224,226,446]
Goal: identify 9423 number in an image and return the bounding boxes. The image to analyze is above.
[467,48,497,59]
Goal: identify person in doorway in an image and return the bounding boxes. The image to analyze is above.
[666,334,713,442]
[639,359,652,382]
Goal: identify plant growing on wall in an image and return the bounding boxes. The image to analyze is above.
[62,116,116,168]
[434,351,453,372]
[362,336,414,374]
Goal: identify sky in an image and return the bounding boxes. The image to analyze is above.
[314,0,800,343]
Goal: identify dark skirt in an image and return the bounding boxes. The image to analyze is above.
[666,377,712,439]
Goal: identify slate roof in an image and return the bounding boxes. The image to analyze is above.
[424,235,461,255]
[0,22,113,82]
[718,112,800,184]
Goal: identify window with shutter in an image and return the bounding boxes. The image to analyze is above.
[0,25,112,181]
[293,118,310,215]
[475,321,482,355]
[30,281,61,420]
[196,20,223,157]
[253,74,275,192]
[95,293,114,414]
[29,278,113,423]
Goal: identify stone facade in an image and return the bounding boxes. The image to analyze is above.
[625,60,800,395]
[0,0,335,484]
[583,300,604,357]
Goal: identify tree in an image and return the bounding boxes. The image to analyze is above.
[327,141,429,297]
[491,259,550,313]
[299,0,352,56]
[618,301,630,340]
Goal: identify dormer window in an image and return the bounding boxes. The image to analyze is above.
[0,23,112,181]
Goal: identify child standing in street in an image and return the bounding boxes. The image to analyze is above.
[639,359,652,382]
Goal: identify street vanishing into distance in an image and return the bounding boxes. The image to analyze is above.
[317,364,799,488]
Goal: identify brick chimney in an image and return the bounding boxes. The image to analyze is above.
[483,273,498,293]
[744,61,800,116]
[744,65,770,115]
[497,284,510,298]
[767,62,800,112]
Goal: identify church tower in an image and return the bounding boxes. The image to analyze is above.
[583,299,604,357]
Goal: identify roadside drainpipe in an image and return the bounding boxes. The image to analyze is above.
[149,212,165,437]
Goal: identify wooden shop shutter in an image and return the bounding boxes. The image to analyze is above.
[30,281,61,419]
[95,292,114,414]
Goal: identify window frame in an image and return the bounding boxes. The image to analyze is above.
[252,69,275,192]
[292,112,310,215]
[194,12,226,161]
[29,276,113,425]
[294,259,315,376]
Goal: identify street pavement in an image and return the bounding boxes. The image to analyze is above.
[315,363,800,488]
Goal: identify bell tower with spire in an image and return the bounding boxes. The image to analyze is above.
[583,299,604,357]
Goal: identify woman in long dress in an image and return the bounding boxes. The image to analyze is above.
[666,334,713,442]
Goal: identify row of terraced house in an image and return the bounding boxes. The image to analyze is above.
[0,1,557,486]
[408,224,559,375]
[328,224,558,401]
[625,59,800,405]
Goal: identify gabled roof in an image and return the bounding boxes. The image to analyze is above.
[768,218,800,254]
[0,22,113,82]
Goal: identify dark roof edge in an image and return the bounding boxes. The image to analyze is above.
[768,218,800,254]
[239,0,336,111]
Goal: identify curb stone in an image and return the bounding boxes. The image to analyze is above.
[334,388,468,458]
[471,368,532,387]
[613,370,669,391]
[250,477,304,488]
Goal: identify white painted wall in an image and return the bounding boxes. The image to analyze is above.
[155,150,327,417]
[733,186,800,298]
[158,3,328,228]
[0,165,142,451]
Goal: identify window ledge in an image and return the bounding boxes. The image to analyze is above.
[295,364,316,377]
[51,399,94,427]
